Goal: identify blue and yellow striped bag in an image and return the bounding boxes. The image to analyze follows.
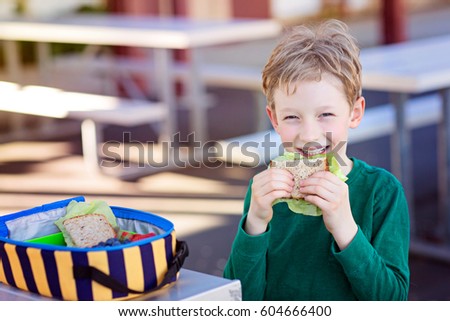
[0,196,188,300]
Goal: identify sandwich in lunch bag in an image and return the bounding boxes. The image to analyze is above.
[0,196,188,300]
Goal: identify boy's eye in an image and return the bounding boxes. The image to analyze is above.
[320,113,334,118]
[283,115,298,120]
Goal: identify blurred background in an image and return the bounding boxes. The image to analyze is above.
[1,0,450,300]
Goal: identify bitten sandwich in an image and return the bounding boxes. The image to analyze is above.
[271,153,328,199]
[270,152,346,216]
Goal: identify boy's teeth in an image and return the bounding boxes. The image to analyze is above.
[305,147,326,155]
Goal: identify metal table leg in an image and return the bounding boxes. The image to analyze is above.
[439,88,450,243]
[2,40,21,83]
[153,48,176,144]
[186,48,208,142]
[2,40,26,136]
[391,92,415,234]
[81,118,103,175]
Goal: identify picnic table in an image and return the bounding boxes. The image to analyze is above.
[0,13,282,143]
[360,34,450,261]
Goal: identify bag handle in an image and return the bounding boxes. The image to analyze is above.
[73,240,189,295]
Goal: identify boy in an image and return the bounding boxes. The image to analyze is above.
[223,20,410,300]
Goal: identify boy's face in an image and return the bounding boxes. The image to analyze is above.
[267,74,364,169]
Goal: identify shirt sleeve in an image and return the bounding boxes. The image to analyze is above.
[332,177,410,300]
[223,181,271,300]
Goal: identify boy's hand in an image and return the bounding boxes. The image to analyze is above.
[299,171,357,250]
[245,168,294,235]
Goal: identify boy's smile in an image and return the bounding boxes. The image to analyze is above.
[296,143,329,158]
[266,73,365,174]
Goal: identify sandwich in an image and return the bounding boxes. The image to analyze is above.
[63,213,116,248]
[271,153,328,199]
[270,152,347,216]
[54,200,118,247]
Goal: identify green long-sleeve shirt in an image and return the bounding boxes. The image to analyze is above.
[223,158,410,300]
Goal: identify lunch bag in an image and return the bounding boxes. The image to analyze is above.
[0,196,188,301]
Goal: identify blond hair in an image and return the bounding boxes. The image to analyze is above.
[262,19,362,109]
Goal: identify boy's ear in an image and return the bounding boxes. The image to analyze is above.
[349,97,365,129]
[266,105,279,131]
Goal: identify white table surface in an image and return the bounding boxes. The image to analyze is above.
[0,14,282,142]
[0,14,282,49]
[0,268,242,301]
[360,35,450,93]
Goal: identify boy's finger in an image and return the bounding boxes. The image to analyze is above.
[259,180,293,196]
[304,194,328,209]
[255,169,294,186]
[300,176,338,193]
[309,171,342,183]
[299,184,334,201]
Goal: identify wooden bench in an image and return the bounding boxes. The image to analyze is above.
[0,81,169,179]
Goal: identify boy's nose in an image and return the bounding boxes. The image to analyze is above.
[298,121,322,145]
